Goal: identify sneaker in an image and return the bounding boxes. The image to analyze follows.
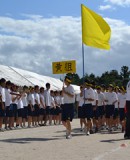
[0,128,4,132]
[66,134,72,139]
[90,130,94,134]
[95,127,98,133]
[80,128,83,132]
[86,131,90,136]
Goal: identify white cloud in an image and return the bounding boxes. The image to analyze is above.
[99,5,114,11]
[105,0,130,6]
[0,15,130,78]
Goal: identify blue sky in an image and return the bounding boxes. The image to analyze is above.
[0,0,130,78]
[0,0,129,21]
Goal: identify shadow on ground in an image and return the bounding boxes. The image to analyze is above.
[0,137,61,144]
[100,138,125,143]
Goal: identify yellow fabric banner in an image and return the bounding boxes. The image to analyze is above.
[81,4,111,50]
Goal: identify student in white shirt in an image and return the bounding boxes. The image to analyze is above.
[113,86,120,130]
[62,76,75,139]
[28,87,35,127]
[33,85,40,126]
[54,91,61,125]
[21,86,28,127]
[105,84,118,132]
[44,83,51,125]
[118,86,126,133]
[124,80,130,139]
[83,80,95,135]
[76,85,85,131]
[39,87,46,125]
[97,86,105,129]
[0,78,6,131]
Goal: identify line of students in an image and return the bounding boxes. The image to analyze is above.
[0,78,64,131]
[76,81,127,135]
[0,77,128,140]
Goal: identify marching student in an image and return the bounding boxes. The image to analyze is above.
[0,78,6,132]
[113,86,120,130]
[59,90,64,125]
[50,90,56,125]
[44,83,51,125]
[62,76,75,139]
[17,89,24,128]
[97,86,105,130]
[28,87,35,127]
[76,85,86,131]
[83,80,95,135]
[124,79,130,139]
[118,86,126,133]
[21,86,28,128]
[39,87,46,126]
[54,91,61,125]
[91,82,99,133]
[105,84,118,132]
[34,85,40,126]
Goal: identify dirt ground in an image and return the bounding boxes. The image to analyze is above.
[0,119,130,160]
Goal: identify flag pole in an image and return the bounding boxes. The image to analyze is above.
[81,4,86,104]
[81,4,85,85]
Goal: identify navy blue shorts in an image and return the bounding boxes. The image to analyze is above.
[98,106,105,118]
[32,104,39,117]
[28,105,32,116]
[46,106,50,115]
[62,103,74,122]
[6,104,18,118]
[49,108,54,115]
[92,105,99,119]
[83,104,93,120]
[78,106,85,119]
[113,108,119,119]
[5,106,10,117]
[18,108,24,117]
[119,108,126,121]
[55,106,60,115]
[39,108,46,116]
[0,103,5,117]
[23,106,28,118]
[105,105,114,118]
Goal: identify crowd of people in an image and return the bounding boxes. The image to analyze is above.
[0,78,64,132]
[0,76,130,140]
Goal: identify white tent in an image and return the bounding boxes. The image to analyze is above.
[0,64,80,93]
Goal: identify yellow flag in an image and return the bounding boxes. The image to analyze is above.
[81,4,111,50]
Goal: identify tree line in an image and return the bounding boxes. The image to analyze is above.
[65,66,130,87]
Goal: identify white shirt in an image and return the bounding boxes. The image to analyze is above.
[40,93,45,108]
[76,93,84,107]
[12,92,18,104]
[114,92,120,108]
[44,89,51,106]
[92,89,98,106]
[126,80,130,100]
[55,96,61,106]
[50,96,55,109]
[28,93,35,105]
[34,92,40,105]
[60,96,64,105]
[22,93,28,106]
[84,87,95,104]
[17,98,24,109]
[105,92,118,105]
[5,88,12,106]
[97,92,105,106]
[63,85,75,104]
[118,93,126,108]
[0,86,6,102]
